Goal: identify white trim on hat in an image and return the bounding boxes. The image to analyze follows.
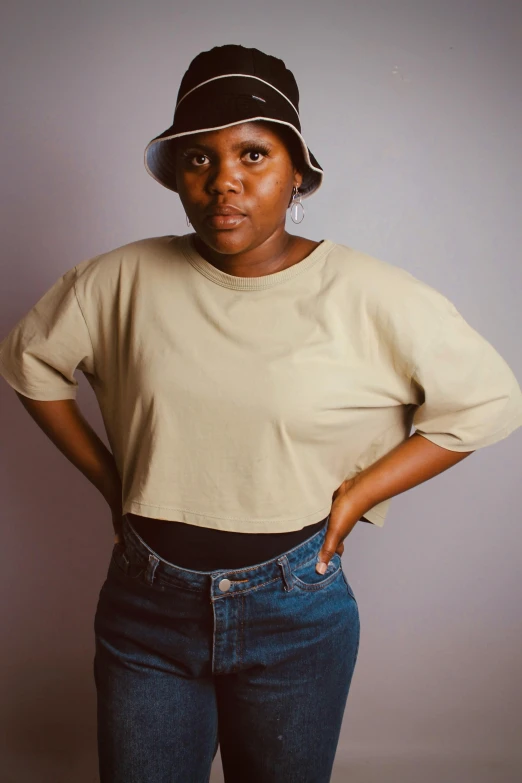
[144,116,323,199]
[175,74,300,120]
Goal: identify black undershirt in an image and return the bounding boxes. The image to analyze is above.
[127,513,371,571]
[128,514,328,570]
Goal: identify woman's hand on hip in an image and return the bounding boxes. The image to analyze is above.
[316,433,475,573]
[316,477,362,574]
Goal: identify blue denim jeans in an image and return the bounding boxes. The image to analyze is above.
[93,513,360,783]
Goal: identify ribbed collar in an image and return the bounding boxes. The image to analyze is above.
[177,233,334,290]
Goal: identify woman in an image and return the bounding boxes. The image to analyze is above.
[1,44,521,783]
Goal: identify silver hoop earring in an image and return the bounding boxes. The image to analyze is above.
[186,214,191,227]
[290,186,305,224]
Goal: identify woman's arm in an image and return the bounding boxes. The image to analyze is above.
[317,433,474,572]
[14,393,124,540]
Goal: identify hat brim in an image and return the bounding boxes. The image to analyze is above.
[144,75,323,199]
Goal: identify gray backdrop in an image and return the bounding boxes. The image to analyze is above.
[1,1,521,781]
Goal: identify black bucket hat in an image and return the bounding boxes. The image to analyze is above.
[144,44,323,199]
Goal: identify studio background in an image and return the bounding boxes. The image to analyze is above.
[1,1,521,781]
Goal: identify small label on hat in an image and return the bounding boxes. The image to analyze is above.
[235,94,267,113]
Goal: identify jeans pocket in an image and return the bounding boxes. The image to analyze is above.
[341,570,357,601]
[110,541,146,581]
[290,552,343,591]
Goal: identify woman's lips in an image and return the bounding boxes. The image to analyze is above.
[206,214,246,229]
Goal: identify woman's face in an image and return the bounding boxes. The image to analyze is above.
[174,121,303,255]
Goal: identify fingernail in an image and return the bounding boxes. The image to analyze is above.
[316,562,327,575]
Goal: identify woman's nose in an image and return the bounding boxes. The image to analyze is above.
[206,161,242,194]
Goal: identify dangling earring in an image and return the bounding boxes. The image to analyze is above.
[290,186,305,224]
[186,214,191,227]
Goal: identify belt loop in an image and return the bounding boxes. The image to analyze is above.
[145,553,160,585]
[277,555,294,592]
[122,550,130,572]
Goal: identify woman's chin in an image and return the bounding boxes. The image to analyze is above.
[195,224,254,255]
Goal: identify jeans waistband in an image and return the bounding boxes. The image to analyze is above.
[118,513,331,596]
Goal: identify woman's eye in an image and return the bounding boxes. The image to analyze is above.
[190,154,209,166]
[244,148,268,163]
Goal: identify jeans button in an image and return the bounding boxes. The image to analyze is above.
[218,578,231,592]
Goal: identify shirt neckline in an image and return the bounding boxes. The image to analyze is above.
[177,233,334,290]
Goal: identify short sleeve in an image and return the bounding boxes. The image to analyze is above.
[410,304,522,451]
[0,266,95,401]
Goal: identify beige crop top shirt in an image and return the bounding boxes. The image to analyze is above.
[1,235,521,532]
